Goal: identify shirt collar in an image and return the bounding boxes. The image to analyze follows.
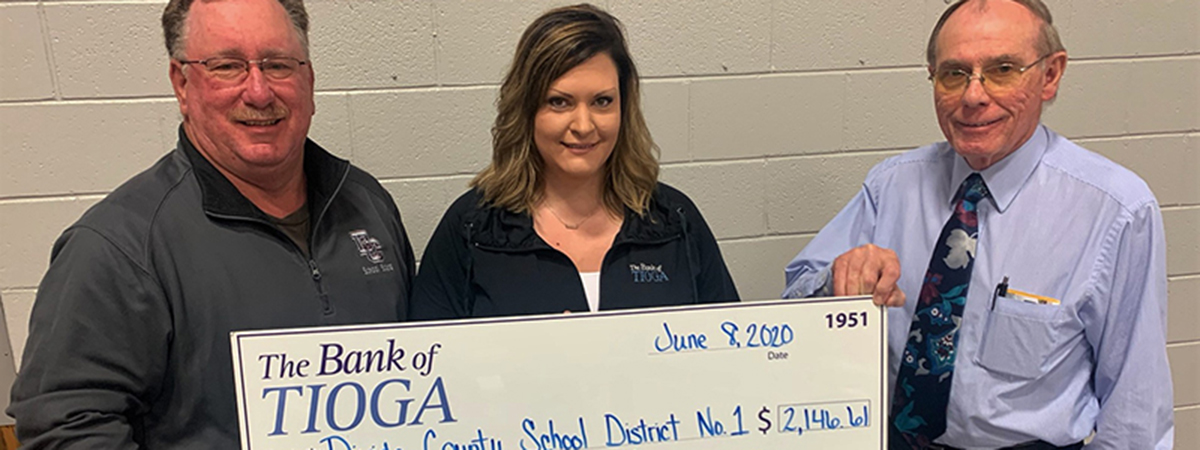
[176,125,349,221]
[949,124,1048,213]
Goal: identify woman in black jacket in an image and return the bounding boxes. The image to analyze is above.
[410,3,738,320]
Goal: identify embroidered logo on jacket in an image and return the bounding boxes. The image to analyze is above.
[349,230,385,263]
[630,263,669,283]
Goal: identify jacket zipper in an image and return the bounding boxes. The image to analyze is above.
[205,165,350,317]
[308,259,332,315]
[306,166,350,316]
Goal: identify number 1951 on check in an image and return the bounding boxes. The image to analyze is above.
[825,311,868,329]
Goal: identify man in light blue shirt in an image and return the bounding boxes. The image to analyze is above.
[783,0,1173,448]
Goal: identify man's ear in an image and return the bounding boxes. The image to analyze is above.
[169,60,189,117]
[1041,51,1067,102]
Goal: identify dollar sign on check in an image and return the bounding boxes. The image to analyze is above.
[757,406,771,434]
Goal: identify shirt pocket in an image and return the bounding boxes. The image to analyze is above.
[974,296,1066,379]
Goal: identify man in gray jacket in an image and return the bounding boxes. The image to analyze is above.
[8,0,415,447]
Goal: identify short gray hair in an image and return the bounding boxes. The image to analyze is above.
[926,0,1065,67]
[162,0,310,60]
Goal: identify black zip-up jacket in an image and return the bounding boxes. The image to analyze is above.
[9,129,415,449]
[410,184,738,319]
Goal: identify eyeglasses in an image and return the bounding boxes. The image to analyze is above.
[930,53,1052,95]
[177,56,308,82]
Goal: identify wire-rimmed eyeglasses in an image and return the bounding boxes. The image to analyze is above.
[929,53,1052,96]
[177,56,308,82]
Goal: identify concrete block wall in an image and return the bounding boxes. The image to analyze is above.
[0,0,1196,441]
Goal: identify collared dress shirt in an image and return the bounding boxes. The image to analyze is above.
[783,125,1173,449]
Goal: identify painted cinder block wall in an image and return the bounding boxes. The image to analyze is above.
[0,0,1196,442]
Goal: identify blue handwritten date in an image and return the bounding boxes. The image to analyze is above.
[719,321,793,349]
[654,322,708,353]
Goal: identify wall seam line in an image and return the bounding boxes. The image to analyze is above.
[37,1,62,101]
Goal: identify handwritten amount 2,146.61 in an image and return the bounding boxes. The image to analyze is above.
[825,311,867,329]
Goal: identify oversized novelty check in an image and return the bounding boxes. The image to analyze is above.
[231,297,888,449]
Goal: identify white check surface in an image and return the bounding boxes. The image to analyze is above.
[231,296,887,449]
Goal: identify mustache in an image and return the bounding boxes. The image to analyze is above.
[229,104,288,122]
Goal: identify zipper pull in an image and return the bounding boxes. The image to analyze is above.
[308,259,321,281]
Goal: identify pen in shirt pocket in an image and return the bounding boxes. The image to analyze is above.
[992,275,1060,310]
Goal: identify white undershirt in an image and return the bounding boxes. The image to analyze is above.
[579,271,600,312]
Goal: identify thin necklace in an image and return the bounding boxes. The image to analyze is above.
[545,203,600,230]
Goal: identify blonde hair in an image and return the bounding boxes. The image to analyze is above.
[471,3,659,216]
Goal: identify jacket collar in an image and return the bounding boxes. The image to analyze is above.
[469,186,685,251]
[177,125,349,221]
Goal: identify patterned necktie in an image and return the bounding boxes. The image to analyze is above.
[890,173,989,449]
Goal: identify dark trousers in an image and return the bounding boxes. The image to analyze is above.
[888,415,1085,449]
